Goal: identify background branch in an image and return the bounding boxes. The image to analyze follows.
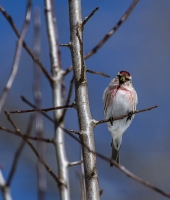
[0,5,52,82]
[33,8,46,200]
[6,115,34,187]
[0,126,54,143]
[0,0,31,113]
[4,111,63,186]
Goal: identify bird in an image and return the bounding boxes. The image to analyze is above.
[103,71,138,167]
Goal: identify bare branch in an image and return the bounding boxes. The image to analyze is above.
[0,5,52,82]
[4,111,63,186]
[68,161,83,167]
[70,129,81,135]
[68,0,100,199]
[69,129,170,199]
[63,0,139,77]
[84,0,139,59]
[44,0,70,199]
[0,126,54,143]
[96,105,158,125]
[20,97,170,199]
[33,8,46,199]
[0,0,31,113]
[6,115,34,186]
[10,104,74,114]
[63,66,73,76]
[59,43,71,47]
[82,7,99,27]
[95,152,170,199]
[64,66,110,77]
[86,69,110,78]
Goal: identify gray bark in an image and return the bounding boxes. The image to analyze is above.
[68,0,100,199]
[44,0,70,199]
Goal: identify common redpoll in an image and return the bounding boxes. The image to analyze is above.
[103,71,138,167]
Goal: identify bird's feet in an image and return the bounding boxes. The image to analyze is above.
[126,111,133,122]
[110,117,114,125]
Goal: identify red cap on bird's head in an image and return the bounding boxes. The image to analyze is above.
[118,71,131,78]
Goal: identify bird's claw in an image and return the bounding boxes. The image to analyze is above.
[126,111,133,122]
[110,117,114,125]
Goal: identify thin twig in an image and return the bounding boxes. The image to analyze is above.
[70,129,81,135]
[82,7,99,27]
[68,161,83,167]
[59,43,71,47]
[6,115,35,186]
[4,111,64,186]
[96,105,158,125]
[64,66,110,78]
[84,0,139,59]
[63,66,73,76]
[86,69,110,78]
[0,5,52,82]
[68,129,170,199]
[0,0,32,113]
[10,104,74,114]
[0,126,54,143]
[20,97,170,198]
[63,0,139,77]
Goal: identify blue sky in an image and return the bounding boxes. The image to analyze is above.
[0,0,170,200]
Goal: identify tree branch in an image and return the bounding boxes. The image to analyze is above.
[96,105,158,125]
[68,0,100,199]
[44,0,70,199]
[82,7,99,27]
[84,0,139,59]
[10,104,73,114]
[86,69,110,78]
[0,0,31,113]
[4,111,63,186]
[68,161,83,167]
[33,8,46,199]
[6,115,34,186]
[63,0,139,77]
[0,5,52,82]
[20,97,169,199]
[0,126,54,143]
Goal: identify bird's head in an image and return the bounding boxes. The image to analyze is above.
[117,71,132,85]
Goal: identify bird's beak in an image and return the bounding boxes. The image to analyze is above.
[119,76,126,84]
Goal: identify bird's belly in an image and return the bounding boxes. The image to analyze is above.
[107,89,132,118]
[106,89,133,136]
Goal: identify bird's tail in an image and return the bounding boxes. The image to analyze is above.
[110,140,119,167]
